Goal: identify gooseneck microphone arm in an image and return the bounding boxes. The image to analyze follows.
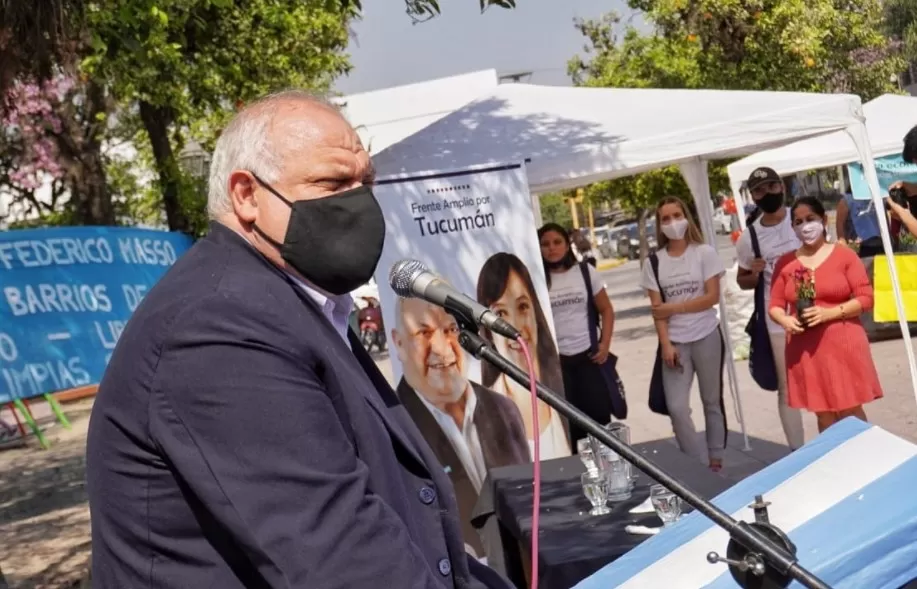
[456,327,832,589]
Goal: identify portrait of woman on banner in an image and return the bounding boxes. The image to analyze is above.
[476,252,572,460]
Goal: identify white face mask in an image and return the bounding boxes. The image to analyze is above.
[662,218,689,240]
[794,221,824,245]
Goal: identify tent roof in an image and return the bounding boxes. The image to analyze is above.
[334,70,498,155]
[727,94,917,187]
[373,84,864,193]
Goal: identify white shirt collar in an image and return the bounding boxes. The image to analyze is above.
[230,227,354,342]
[416,382,478,430]
[285,272,354,343]
[414,383,486,491]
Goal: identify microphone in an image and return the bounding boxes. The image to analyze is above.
[388,259,522,340]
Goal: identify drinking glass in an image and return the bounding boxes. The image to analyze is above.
[604,422,636,489]
[576,439,599,474]
[599,449,632,502]
[580,470,611,516]
[650,484,682,527]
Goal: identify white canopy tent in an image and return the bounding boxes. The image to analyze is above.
[727,94,917,215]
[726,93,917,410]
[334,69,498,155]
[375,84,915,446]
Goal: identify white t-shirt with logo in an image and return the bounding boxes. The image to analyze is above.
[640,244,725,344]
[548,264,606,356]
[735,209,801,334]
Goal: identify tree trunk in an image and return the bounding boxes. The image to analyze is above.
[139,100,190,233]
[637,208,650,267]
[54,79,115,226]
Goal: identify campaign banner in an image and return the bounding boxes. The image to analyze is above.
[372,161,570,556]
[0,226,193,403]
[848,153,917,200]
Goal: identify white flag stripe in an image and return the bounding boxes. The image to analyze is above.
[616,426,917,588]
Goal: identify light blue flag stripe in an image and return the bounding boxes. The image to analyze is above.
[575,419,872,589]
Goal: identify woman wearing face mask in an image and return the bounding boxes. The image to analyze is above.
[538,223,618,448]
[768,197,883,433]
[640,197,728,471]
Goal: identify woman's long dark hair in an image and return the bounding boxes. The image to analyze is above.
[537,223,576,288]
[476,252,565,396]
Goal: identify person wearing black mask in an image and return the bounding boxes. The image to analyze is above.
[734,167,806,451]
[86,91,513,589]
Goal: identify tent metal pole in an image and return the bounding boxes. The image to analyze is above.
[845,122,917,407]
[680,159,752,451]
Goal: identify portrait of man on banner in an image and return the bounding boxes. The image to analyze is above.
[391,296,530,557]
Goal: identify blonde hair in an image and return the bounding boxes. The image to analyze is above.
[654,196,705,249]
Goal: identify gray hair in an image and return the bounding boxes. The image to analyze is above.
[206,89,339,219]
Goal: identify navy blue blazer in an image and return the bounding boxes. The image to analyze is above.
[86,222,512,589]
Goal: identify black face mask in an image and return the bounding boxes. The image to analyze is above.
[251,173,386,296]
[756,191,784,214]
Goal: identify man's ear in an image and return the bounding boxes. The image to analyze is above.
[228,170,258,223]
[391,329,404,361]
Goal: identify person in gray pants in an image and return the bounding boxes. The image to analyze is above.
[641,197,728,472]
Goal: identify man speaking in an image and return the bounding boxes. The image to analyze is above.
[86,91,512,589]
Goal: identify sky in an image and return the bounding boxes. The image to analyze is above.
[334,0,646,95]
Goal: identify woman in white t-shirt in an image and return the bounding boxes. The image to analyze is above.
[639,197,727,471]
[537,223,617,448]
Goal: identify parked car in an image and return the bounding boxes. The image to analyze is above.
[616,222,657,260]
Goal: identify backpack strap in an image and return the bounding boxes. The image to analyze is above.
[579,262,601,352]
[649,253,665,303]
[748,223,762,259]
[747,224,764,287]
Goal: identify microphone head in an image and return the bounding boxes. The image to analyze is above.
[389,259,429,298]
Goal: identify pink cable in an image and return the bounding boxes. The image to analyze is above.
[515,336,540,589]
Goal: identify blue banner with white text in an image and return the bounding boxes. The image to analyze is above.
[0,226,193,403]
[848,154,917,200]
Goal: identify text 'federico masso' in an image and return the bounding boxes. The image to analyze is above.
[1,235,177,317]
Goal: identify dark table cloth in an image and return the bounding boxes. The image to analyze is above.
[472,440,734,589]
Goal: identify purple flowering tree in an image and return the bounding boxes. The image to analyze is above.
[1,75,114,226]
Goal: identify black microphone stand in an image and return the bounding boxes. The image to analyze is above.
[456,326,832,589]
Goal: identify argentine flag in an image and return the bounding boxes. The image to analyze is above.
[577,418,917,588]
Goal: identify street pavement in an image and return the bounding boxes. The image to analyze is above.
[374,234,917,483]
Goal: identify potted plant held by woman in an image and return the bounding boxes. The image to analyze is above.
[794,267,816,327]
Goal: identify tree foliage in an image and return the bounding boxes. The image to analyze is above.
[0,0,85,96]
[885,0,917,65]
[0,73,118,227]
[1,0,520,233]
[538,192,574,228]
[569,2,902,244]
[0,0,518,95]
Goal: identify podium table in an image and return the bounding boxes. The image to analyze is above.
[472,441,733,589]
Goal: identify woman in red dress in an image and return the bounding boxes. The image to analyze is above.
[768,196,883,433]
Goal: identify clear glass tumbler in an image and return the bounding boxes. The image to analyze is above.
[650,484,682,527]
[596,447,632,502]
[604,422,635,489]
[581,470,611,516]
[576,438,599,474]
